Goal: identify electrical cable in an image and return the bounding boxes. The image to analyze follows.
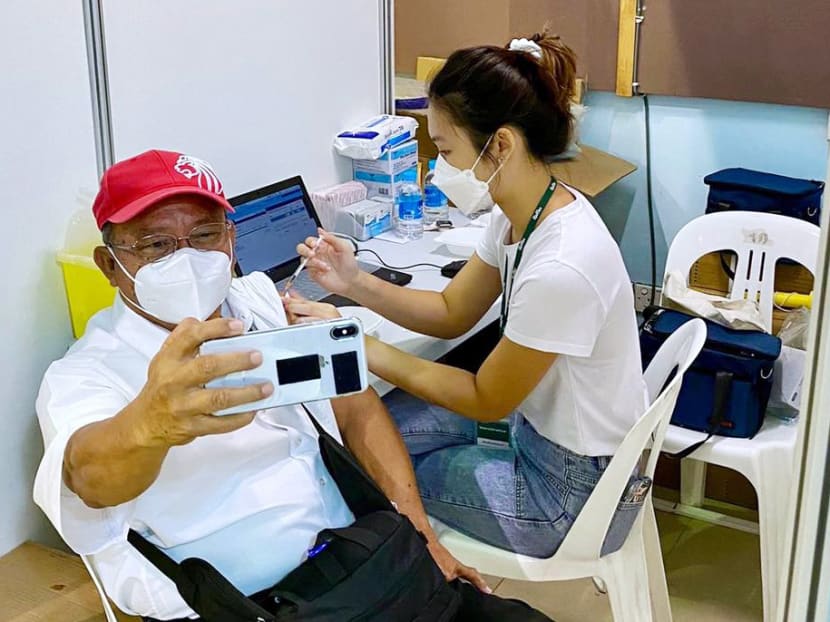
[643,93,658,308]
[322,232,444,271]
[355,248,444,271]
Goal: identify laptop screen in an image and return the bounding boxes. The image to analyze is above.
[229,177,321,280]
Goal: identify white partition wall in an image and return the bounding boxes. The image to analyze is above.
[0,0,390,558]
[0,2,99,555]
[101,0,389,196]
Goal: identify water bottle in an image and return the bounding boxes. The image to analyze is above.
[396,182,424,240]
[423,159,449,225]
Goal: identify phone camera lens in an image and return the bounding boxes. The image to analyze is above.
[331,324,358,340]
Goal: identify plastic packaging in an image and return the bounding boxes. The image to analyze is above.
[768,308,811,422]
[423,159,449,225]
[778,307,811,350]
[334,115,419,160]
[310,181,368,230]
[396,183,423,241]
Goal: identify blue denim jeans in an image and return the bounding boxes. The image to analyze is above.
[384,390,640,559]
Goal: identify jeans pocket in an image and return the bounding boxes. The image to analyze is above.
[600,476,653,557]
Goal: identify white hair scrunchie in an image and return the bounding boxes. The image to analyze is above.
[508,38,543,60]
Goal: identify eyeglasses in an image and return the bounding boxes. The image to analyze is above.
[108,221,232,262]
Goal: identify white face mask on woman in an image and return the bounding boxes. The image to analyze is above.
[109,246,233,324]
[431,135,510,216]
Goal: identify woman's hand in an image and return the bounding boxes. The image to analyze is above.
[296,229,361,297]
[283,290,341,325]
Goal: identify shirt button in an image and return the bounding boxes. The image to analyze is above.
[319,477,327,487]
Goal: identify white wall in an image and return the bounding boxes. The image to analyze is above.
[101,0,385,197]
[0,2,99,555]
[581,92,829,284]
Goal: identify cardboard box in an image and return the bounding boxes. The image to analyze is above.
[688,252,815,335]
[351,140,418,177]
[354,165,419,202]
[334,198,394,241]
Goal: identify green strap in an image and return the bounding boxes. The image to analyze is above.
[500,177,557,334]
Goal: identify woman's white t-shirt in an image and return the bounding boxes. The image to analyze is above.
[476,187,646,457]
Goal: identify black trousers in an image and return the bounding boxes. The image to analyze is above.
[142,580,554,621]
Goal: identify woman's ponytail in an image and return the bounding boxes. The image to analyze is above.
[428,26,578,162]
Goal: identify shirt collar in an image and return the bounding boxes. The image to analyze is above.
[110,293,255,361]
[110,295,172,361]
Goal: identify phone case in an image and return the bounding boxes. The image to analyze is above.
[199,318,368,415]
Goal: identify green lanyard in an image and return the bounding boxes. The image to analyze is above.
[500,177,557,335]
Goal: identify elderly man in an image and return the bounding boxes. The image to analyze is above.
[33,151,553,621]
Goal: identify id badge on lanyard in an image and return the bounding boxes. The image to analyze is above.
[476,177,558,449]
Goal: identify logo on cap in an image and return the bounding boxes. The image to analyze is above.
[174,154,223,194]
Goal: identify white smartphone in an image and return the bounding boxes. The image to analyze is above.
[199,318,368,415]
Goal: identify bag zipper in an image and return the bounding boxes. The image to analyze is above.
[644,316,778,361]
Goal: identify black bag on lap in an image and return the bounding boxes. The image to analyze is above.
[129,404,460,622]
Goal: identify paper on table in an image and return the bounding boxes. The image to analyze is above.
[373,230,411,244]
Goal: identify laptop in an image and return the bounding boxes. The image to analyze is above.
[228,176,385,304]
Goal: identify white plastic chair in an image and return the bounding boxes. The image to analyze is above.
[658,211,820,622]
[434,319,708,622]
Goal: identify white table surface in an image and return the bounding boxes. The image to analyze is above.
[351,211,500,396]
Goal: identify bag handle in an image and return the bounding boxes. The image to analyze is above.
[665,370,733,460]
[300,404,395,516]
[128,529,183,583]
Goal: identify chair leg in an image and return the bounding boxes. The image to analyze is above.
[603,535,654,622]
[679,459,707,507]
[643,501,673,622]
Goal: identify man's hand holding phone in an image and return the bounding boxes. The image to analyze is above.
[134,317,274,447]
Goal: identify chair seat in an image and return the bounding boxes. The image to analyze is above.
[431,519,607,583]
[662,416,797,482]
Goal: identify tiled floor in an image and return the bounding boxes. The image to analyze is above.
[484,511,763,621]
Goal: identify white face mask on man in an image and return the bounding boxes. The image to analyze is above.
[431,134,510,216]
[109,246,233,325]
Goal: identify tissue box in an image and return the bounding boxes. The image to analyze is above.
[334,198,394,241]
[352,140,418,177]
[354,165,419,202]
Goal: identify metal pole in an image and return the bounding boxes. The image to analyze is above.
[378,0,395,114]
[82,0,114,175]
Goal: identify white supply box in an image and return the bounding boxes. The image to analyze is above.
[354,165,419,202]
[334,198,394,241]
[352,140,418,177]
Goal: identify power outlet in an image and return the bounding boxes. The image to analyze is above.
[633,282,661,313]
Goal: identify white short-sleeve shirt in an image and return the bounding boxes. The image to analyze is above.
[33,272,354,619]
[477,187,646,457]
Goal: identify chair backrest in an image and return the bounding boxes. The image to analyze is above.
[555,318,707,561]
[663,211,820,332]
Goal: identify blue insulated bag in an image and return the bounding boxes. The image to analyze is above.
[640,309,782,459]
[704,168,824,225]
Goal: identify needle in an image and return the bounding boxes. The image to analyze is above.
[282,236,322,296]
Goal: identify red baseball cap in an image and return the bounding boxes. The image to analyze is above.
[92,149,234,229]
